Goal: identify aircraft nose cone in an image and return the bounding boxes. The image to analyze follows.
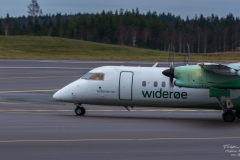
[53,90,61,101]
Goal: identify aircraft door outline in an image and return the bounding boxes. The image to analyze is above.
[119,71,133,100]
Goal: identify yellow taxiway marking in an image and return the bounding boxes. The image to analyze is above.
[143,109,199,112]
[181,110,198,112]
[1,137,240,143]
[0,89,58,94]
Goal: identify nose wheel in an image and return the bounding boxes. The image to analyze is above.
[75,107,86,116]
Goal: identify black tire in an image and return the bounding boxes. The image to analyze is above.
[75,107,86,116]
[222,110,236,122]
[236,110,240,119]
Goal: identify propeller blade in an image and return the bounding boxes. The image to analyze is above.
[186,43,190,66]
[165,44,175,88]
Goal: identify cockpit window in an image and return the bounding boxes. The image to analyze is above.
[89,73,104,80]
[81,73,104,80]
[81,73,93,79]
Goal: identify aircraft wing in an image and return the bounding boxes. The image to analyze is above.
[198,62,240,76]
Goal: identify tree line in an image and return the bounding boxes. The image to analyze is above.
[1,8,240,53]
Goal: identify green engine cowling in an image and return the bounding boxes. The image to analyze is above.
[174,65,240,89]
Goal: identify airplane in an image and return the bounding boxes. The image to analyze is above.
[53,61,240,122]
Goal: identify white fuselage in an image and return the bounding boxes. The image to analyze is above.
[53,66,240,110]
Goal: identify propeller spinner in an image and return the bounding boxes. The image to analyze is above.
[162,68,175,87]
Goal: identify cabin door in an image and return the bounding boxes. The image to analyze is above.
[119,71,133,100]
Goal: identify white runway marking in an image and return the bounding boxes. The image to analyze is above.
[0,67,92,70]
[0,76,79,80]
[39,60,155,64]
[0,109,218,112]
[1,137,240,143]
[0,109,72,112]
[0,89,58,93]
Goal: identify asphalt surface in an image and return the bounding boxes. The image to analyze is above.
[0,60,240,160]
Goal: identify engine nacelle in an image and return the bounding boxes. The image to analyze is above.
[174,65,240,89]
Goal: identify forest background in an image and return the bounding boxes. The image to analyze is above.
[1,1,240,54]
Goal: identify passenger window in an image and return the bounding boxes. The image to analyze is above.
[142,81,146,87]
[162,82,166,87]
[154,81,158,87]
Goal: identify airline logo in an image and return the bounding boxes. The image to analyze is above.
[142,89,187,99]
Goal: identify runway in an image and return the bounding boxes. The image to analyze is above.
[0,60,240,160]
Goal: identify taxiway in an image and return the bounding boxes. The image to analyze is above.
[0,60,239,160]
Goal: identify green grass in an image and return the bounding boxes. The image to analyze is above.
[0,36,168,61]
[1,36,240,62]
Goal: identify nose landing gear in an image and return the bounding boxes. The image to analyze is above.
[74,104,86,116]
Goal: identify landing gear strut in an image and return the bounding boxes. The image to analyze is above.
[236,110,240,119]
[74,104,86,116]
[222,110,236,122]
[216,97,236,122]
